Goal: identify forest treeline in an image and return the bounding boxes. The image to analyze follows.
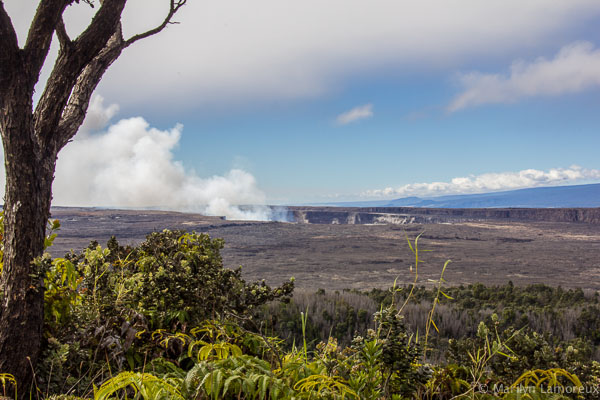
[263,283,600,357]
[1,225,598,399]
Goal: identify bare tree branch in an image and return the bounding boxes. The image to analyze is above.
[55,17,72,49]
[75,0,96,8]
[124,0,186,47]
[23,0,69,80]
[34,0,127,146]
[57,27,124,149]
[73,0,126,56]
[57,0,187,147]
[38,0,186,149]
[0,1,21,93]
[0,1,18,53]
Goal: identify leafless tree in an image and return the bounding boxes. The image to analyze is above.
[0,0,186,394]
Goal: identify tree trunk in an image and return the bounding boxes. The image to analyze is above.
[0,92,55,398]
[0,3,185,396]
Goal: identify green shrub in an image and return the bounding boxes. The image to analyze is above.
[38,229,294,397]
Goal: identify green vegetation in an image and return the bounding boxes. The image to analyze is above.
[1,224,599,399]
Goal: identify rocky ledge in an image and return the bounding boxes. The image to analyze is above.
[286,206,600,224]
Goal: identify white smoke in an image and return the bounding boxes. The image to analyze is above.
[0,96,273,221]
[364,166,600,198]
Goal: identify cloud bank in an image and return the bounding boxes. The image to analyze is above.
[0,96,272,221]
[364,166,600,198]
[448,41,600,111]
[7,1,600,108]
[336,104,373,125]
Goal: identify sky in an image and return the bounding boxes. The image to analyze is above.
[3,0,600,218]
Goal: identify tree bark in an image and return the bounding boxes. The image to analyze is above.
[0,83,56,397]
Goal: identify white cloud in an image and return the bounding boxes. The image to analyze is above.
[6,1,600,108]
[336,104,373,125]
[364,166,600,198]
[448,41,600,111]
[0,96,272,221]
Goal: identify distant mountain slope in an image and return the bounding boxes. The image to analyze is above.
[329,183,600,208]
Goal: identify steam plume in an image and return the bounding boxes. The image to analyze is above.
[0,96,273,221]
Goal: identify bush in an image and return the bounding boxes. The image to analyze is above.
[39,229,294,396]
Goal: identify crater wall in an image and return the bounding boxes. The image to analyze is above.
[286,207,600,224]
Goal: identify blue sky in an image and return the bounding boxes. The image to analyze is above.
[162,72,600,203]
[4,0,600,215]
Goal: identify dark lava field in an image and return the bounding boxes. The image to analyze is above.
[49,207,600,291]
